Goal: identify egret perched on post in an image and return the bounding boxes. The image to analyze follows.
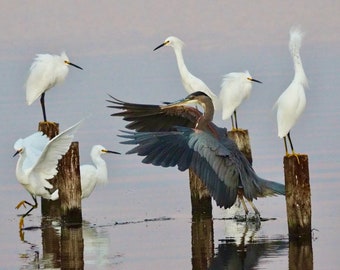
[154,36,221,110]
[52,144,120,200]
[25,52,83,122]
[13,120,82,228]
[220,71,262,130]
[274,27,308,157]
[108,92,285,216]
[77,145,121,199]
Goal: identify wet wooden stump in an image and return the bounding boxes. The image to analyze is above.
[189,169,212,217]
[38,122,82,225]
[284,154,311,240]
[191,215,214,270]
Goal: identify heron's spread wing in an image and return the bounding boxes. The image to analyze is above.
[107,95,200,132]
[120,127,242,208]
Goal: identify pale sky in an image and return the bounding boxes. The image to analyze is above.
[0,1,339,59]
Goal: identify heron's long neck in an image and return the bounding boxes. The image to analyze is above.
[173,46,190,79]
[196,100,214,129]
[92,155,108,184]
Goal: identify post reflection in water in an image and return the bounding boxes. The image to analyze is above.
[207,219,289,270]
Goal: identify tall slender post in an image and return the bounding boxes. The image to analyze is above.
[284,154,313,270]
[57,142,82,225]
[284,154,312,240]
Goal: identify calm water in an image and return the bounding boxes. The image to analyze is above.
[1,43,340,269]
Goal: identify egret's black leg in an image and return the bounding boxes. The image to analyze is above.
[234,110,238,130]
[40,92,47,122]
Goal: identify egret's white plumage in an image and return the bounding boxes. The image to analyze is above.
[274,27,308,154]
[220,71,262,129]
[14,119,82,229]
[80,145,120,199]
[14,120,82,200]
[25,52,83,122]
[154,36,220,110]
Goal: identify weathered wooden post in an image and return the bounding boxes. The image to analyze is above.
[38,122,82,225]
[191,214,214,270]
[189,169,212,217]
[284,154,312,240]
[227,129,252,164]
[57,141,82,224]
[284,154,313,270]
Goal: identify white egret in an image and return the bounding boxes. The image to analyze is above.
[219,71,262,130]
[13,120,82,228]
[274,27,308,156]
[79,145,120,199]
[153,36,221,110]
[25,52,83,122]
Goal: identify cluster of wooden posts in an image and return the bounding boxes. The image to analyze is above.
[39,121,312,269]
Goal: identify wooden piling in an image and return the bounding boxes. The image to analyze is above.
[284,154,312,241]
[227,129,253,164]
[57,142,82,225]
[189,169,212,217]
[38,122,82,225]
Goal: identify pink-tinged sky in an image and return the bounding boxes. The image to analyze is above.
[0,1,339,59]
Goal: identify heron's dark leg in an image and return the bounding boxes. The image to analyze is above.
[246,198,260,217]
[40,92,47,122]
[237,190,249,216]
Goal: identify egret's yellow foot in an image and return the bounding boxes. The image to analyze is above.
[19,216,24,230]
[15,200,27,209]
[286,151,300,164]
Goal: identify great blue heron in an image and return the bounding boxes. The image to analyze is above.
[274,27,308,157]
[107,92,285,216]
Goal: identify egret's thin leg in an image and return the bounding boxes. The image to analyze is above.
[40,92,47,122]
[283,136,289,156]
[287,132,295,153]
[231,115,236,130]
[234,110,238,130]
[287,132,300,163]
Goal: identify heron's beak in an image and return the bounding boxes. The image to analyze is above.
[161,96,197,109]
[103,149,121,155]
[66,61,83,70]
[248,77,262,84]
[153,41,169,51]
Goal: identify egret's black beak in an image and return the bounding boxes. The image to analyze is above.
[104,150,121,155]
[249,78,262,84]
[13,150,20,157]
[153,42,167,51]
[66,61,83,70]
